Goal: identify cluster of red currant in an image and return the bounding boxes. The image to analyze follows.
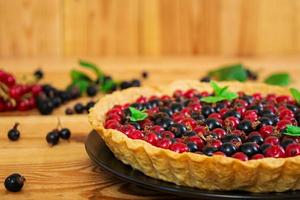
[0,69,43,112]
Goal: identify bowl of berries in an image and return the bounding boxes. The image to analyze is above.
[88,80,300,193]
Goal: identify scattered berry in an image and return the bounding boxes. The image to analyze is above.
[4,173,25,192]
[46,130,60,146]
[7,122,20,141]
[59,128,71,140]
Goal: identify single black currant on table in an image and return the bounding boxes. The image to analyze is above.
[74,103,85,114]
[33,68,44,80]
[86,85,98,97]
[7,122,20,141]
[86,101,96,111]
[142,71,149,79]
[200,76,211,82]
[59,128,71,140]
[65,108,74,115]
[4,173,25,192]
[46,130,60,146]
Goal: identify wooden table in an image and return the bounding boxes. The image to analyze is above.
[1,56,300,199]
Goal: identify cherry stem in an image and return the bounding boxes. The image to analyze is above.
[56,117,62,130]
[13,122,20,130]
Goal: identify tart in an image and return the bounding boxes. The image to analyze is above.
[88,80,300,193]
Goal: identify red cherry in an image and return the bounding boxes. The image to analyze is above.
[193,126,207,135]
[5,75,16,87]
[119,124,135,136]
[251,154,265,160]
[212,128,226,139]
[277,119,292,130]
[106,113,122,121]
[219,108,229,116]
[235,99,248,107]
[151,125,164,133]
[180,108,191,116]
[9,85,22,99]
[232,152,248,161]
[0,100,5,111]
[156,138,172,149]
[136,96,147,103]
[161,131,175,139]
[181,118,197,129]
[106,107,122,116]
[31,85,42,96]
[160,95,171,101]
[275,95,291,103]
[188,136,204,149]
[129,130,144,139]
[200,91,209,97]
[224,116,239,129]
[169,142,188,153]
[184,89,197,98]
[264,145,285,158]
[144,133,159,145]
[236,107,246,115]
[104,119,120,129]
[285,143,300,157]
[5,101,16,111]
[279,109,294,119]
[17,100,30,111]
[209,139,222,148]
[264,136,279,145]
[173,90,183,98]
[266,94,276,102]
[252,93,262,101]
[208,113,221,119]
[188,103,202,112]
[259,125,273,138]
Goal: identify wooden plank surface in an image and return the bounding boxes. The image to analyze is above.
[1,56,300,199]
[1,0,300,57]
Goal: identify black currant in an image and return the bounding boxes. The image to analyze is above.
[74,103,85,114]
[46,130,60,146]
[220,142,237,156]
[4,173,25,192]
[86,85,98,97]
[239,142,259,157]
[34,69,44,80]
[237,120,253,133]
[86,101,96,111]
[7,123,20,141]
[200,76,211,82]
[59,128,71,140]
[187,142,198,152]
[65,108,74,115]
[205,118,222,130]
[202,146,218,156]
[201,105,215,118]
[168,123,187,138]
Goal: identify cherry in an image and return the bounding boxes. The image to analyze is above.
[128,130,144,139]
[208,112,221,119]
[213,151,226,156]
[144,133,159,145]
[259,125,273,138]
[161,131,175,139]
[188,136,204,149]
[181,118,197,129]
[209,139,222,148]
[264,145,285,158]
[264,136,279,145]
[277,119,292,130]
[119,124,135,136]
[151,125,164,133]
[285,143,300,157]
[224,116,239,129]
[170,142,188,153]
[251,154,265,160]
[212,128,226,139]
[104,119,120,129]
[232,152,248,161]
[156,138,172,149]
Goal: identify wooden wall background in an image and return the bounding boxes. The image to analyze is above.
[0,0,300,58]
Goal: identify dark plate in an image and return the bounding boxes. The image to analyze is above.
[85,130,300,199]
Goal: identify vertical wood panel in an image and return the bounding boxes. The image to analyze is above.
[64,0,139,57]
[0,0,61,57]
[0,0,300,57]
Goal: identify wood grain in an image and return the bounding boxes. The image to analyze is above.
[0,0,61,57]
[1,0,300,57]
[1,57,300,199]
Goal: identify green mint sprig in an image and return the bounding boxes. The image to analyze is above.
[129,107,148,122]
[201,81,238,103]
[290,88,300,103]
[283,125,300,137]
[208,64,248,82]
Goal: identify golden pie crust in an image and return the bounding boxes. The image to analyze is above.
[88,80,300,193]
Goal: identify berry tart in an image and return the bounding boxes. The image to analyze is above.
[88,80,300,193]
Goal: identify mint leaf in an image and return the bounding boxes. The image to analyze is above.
[264,73,290,86]
[100,79,116,93]
[283,125,300,137]
[129,107,148,121]
[70,69,91,82]
[79,59,103,78]
[201,96,227,103]
[69,79,90,93]
[201,81,238,103]
[290,88,300,103]
[208,64,248,82]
